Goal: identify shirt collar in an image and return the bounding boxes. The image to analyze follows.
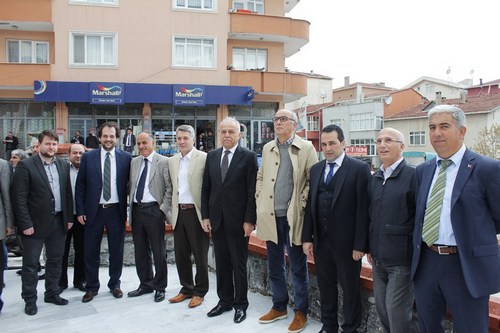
[101,147,116,158]
[381,157,404,173]
[436,144,466,168]
[277,134,295,146]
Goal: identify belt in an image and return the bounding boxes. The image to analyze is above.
[100,203,118,209]
[179,204,195,210]
[428,244,458,255]
[133,202,158,208]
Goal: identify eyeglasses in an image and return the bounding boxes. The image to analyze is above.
[272,116,295,123]
[375,138,403,145]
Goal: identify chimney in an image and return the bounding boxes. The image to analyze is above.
[435,91,442,105]
[344,76,350,87]
[480,78,483,85]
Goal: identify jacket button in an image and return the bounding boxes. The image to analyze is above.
[275,162,278,165]
[270,213,274,216]
[269,195,273,199]
[271,179,275,182]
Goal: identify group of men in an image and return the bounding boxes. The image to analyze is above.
[0,104,498,333]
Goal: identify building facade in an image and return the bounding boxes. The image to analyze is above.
[0,0,309,157]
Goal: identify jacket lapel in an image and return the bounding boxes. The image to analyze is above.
[329,156,348,210]
[451,150,475,209]
[34,155,53,196]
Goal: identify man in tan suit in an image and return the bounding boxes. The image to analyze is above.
[167,125,209,308]
[127,132,171,302]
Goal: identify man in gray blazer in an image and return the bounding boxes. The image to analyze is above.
[0,157,14,313]
[167,125,209,308]
[127,132,171,302]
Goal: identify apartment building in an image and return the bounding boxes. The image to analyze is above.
[0,0,309,157]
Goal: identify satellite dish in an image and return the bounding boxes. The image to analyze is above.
[385,96,393,105]
[446,68,451,75]
[470,69,474,75]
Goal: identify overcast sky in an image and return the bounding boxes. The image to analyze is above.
[286,0,500,89]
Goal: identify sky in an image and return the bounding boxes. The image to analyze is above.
[286,0,500,89]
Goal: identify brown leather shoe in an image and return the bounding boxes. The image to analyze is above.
[82,291,98,303]
[288,311,307,333]
[188,296,204,308]
[259,308,288,323]
[110,288,123,298]
[168,293,191,303]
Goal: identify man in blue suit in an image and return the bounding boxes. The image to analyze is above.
[76,122,131,303]
[411,105,500,333]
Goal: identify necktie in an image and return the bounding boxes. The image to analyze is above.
[135,158,148,203]
[103,152,111,201]
[422,159,452,245]
[324,162,336,184]
[220,150,230,181]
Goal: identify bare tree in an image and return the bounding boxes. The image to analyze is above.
[470,124,499,160]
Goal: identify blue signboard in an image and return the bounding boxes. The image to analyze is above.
[89,82,124,105]
[173,84,205,106]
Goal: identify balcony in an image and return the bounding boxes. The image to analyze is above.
[0,0,53,32]
[230,70,307,103]
[229,12,309,57]
[0,63,51,89]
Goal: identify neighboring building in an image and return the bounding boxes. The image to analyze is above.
[293,101,336,151]
[403,76,469,102]
[385,92,500,162]
[285,71,333,111]
[467,79,500,97]
[332,76,395,103]
[0,0,309,158]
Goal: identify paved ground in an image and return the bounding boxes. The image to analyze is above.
[1,256,322,333]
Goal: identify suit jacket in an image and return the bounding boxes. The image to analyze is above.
[122,134,136,147]
[75,148,131,225]
[71,135,85,145]
[11,154,73,238]
[128,152,171,224]
[303,156,371,254]
[168,148,207,228]
[201,146,258,233]
[411,149,500,298]
[0,159,14,240]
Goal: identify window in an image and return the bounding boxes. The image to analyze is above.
[350,138,376,156]
[307,116,319,131]
[175,0,214,10]
[409,131,426,145]
[69,0,118,5]
[425,83,435,94]
[232,48,267,70]
[70,32,117,66]
[233,0,263,14]
[350,113,383,131]
[330,118,342,127]
[173,37,215,68]
[7,40,49,64]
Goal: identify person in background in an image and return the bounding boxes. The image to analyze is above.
[11,130,74,315]
[86,131,99,149]
[411,105,500,333]
[303,124,371,333]
[127,132,170,303]
[256,109,318,333]
[10,149,29,173]
[3,132,19,160]
[0,157,15,313]
[70,130,85,145]
[122,128,136,154]
[59,144,87,293]
[167,125,209,308]
[368,128,416,333]
[201,117,258,324]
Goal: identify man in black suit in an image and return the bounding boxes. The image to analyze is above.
[303,125,371,333]
[76,122,131,303]
[11,130,74,315]
[122,128,136,154]
[201,117,258,324]
[70,130,85,145]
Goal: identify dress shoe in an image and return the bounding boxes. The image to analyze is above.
[58,285,68,294]
[25,302,37,316]
[111,288,123,298]
[128,287,154,297]
[234,308,246,323]
[82,291,98,303]
[188,296,204,308]
[74,282,86,292]
[168,293,191,303]
[44,294,69,305]
[154,291,165,302]
[207,304,233,317]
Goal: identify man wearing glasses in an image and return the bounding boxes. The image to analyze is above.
[256,109,318,333]
[367,128,416,333]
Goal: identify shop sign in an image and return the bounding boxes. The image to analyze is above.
[90,82,124,105]
[173,84,205,106]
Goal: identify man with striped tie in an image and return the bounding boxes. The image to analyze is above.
[411,105,500,333]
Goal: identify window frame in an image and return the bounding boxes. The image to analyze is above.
[69,31,118,67]
[350,138,376,156]
[173,0,216,11]
[232,0,264,13]
[172,35,216,69]
[7,39,49,64]
[69,0,119,6]
[409,130,426,146]
[232,47,267,71]
[350,113,383,131]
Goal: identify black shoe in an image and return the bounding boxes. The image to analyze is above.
[110,288,123,298]
[44,294,69,305]
[127,287,153,297]
[234,308,246,323]
[74,282,86,292]
[82,291,98,303]
[207,304,233,317]
[57,286,67,294]
[154,291,165,303]
[25,302,37,316]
